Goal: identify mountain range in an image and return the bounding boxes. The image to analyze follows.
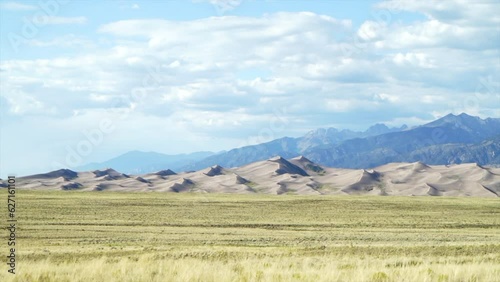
[304,113,500,168]
[77,113,500,174]
[76,151,215,174]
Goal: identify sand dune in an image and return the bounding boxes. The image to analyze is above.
[153,169,177,177]
[93,168,130,180]
[289,156,325,175]
[169,178,195,192]
[203,165,225,177]
[268,156,309,176]
[341,170,382,195]
[4,157,499,197]
[61,182,83,190]
[23,169,78,181]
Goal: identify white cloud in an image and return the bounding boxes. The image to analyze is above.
[374,93,400,103]
[357,21,386,41]
[3,12,497,119]
[1,8,499,175]
[377,0,500,26]
[0,1,36,10]
[27,35,94,48]
[194,0,244,14]
[3,11,497,123]
[392,52,435,68]
[3,91,57,115]
[32,16,87,25]
[371,0,499,50]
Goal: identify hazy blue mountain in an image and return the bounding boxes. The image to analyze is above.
[78,113,499,173]
[76,151,214,174]
[296,124,406,152]
[406,136,500,165]
[184,137,300,171]
[304,113,500,168]
[182,124,406,171]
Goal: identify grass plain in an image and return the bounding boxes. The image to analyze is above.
[1,190,499,282]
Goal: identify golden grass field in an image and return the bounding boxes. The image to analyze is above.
[1,190,499,282]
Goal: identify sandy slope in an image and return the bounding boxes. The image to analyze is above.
[4,156,499,197]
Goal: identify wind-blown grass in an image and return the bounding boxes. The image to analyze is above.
[1,191,499,281]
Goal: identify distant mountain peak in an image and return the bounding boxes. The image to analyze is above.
[445,112,476,119]
[368,123,389,129]
[365,123,390,135]
[455,112,481,121]
[425,113,486,128]
[457,112,479,118]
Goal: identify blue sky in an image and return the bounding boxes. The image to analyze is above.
[0,0,499,177]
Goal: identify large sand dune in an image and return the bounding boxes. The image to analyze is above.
[4,156,500,197]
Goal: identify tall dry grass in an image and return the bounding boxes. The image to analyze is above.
[5,253,500,282]
[0,191,498,281]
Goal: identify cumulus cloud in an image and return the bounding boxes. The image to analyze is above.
[392,52,435,68]
[194,0,244,14]
[377,0,500,26]
[0,1,36,10]
[2,90,57,116]
[371,0,500,50]
[2,10,497,122]
[1,6,499,175]
[32,16,87,25]
[27,34,94,48]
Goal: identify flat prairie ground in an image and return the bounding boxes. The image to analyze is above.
[1,191,499,282]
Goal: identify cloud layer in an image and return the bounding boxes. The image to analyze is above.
[1,0,499,175]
